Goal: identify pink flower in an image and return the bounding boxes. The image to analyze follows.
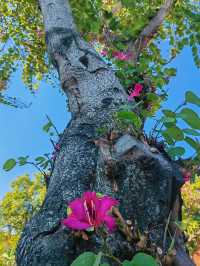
[51,154,56,161]
[128,83,143,101]
[55,143,61,151]
[62,191,118,232]
[183,171,192,182]
[181,168,192,183]
[100,50,108,57]
[113,51,132,61]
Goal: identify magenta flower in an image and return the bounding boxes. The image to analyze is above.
[55,143,61,151]
[100,50,108,57]
[51,154,56,161]
[113,51,132,61]
[181,168,192,183]
[183,171,192,182]
[128,83,143,101]
[62,191,118,232]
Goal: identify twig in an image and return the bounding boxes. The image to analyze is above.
[102,253,122,266]
[112,207,133,241]
[46,114,60,137]
[26,161,46,176]
[50,138,56,149]
[163,211,172,252]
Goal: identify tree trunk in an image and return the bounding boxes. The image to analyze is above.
[16,1,195,265]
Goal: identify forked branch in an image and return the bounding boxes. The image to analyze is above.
[130,0,174,60]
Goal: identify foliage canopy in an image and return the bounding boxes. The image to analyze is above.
[0,174,46,265]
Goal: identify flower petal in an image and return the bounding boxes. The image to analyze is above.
[184,175,190,182]
[134,83,143,92]
[83,191,97,202]
[69,198,86,221]
[103,215,117,232]
[98,196,118,217]
[127,95,134,101]
[62,215,90,230]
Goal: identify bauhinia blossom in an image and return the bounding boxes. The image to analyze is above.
[183,171,192,182]
[181,168,192,183]
[128,83,143,101]
[55,143,61,151]
[100,50,108,57]
[113,51,132,61]
[62,191,118,232]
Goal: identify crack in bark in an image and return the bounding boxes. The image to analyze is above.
[32,222,61,242]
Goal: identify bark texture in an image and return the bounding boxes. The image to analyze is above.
[16,1,195,265]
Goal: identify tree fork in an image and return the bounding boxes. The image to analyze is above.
[16,0,195,265]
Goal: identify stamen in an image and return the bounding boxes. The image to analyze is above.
[91,200,96,222]
[84,200,92,226]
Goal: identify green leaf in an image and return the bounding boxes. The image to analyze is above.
[40,161,50,170]
[42,121,53,133]
[94,252,102,266]
[162,117,176,128]
[121,0,135,7]
[18,156,29,166]
[183,128,200,136]
[100,264,110,266]
[3,159,17,171]
[164,68,177,76]
[164,126,184,141]
[122,261,133,266]
[132,253,158,266]
[35,156,46,164]
[162,109,176,118]
[167,147,185,158]
[185,91,200,106]
[162,117,176,124]
[117,111,142,129]
[71,252,97,266]
[177,108,200,130]
[185,137,200,153]
[146,93,160,102]
[161,131,174,145]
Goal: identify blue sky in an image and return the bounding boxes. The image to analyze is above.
[0,46,199,198]
[0,75,70,198]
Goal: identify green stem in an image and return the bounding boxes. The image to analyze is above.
[97,229,122,266]
[163,211,171,252]
[25,161,46,176]
[132,100,144,110]
[102,253,122,266]
[46,114,60,137]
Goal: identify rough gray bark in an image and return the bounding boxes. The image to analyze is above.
[16,1,195,265]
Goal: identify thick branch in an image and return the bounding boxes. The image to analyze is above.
[130,0,174,60]
[39,0,76,31]
[140,0,173,38]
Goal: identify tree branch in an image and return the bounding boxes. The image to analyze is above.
[140,0,173,38]
[131,0,174,60]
